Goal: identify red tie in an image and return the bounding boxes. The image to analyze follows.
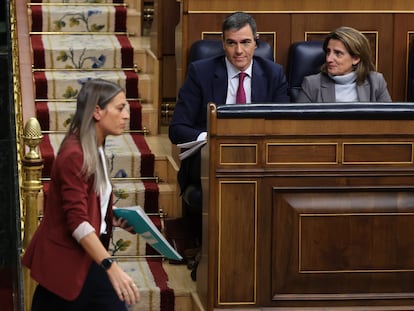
[236,72,246,104]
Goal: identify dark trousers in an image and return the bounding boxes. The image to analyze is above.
[31,262,127,311]
[182,184,202,246]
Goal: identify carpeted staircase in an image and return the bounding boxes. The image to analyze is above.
[27,0,181,310]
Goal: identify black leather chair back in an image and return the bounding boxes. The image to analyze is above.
[188,39,274,64]
[287,41,325,102]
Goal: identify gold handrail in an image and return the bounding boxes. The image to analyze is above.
[32,65,140,73]
[11,0,28,307]
[40,128,150,135]
[21,118,44,311]
[30,31,132,36]
[28,3,128,7]
[40,176,160,183]
[35,98,143,102]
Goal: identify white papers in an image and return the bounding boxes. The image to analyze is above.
[177,139,207,160]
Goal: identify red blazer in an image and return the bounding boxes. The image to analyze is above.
[22,135,114,301]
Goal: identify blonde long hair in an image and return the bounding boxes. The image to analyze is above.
[61,79,124,193]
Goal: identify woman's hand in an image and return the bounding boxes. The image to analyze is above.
[78,232,139,304]
[106,262,140,305]
[113,217,136,234]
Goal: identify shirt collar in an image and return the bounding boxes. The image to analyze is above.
[225,57,253,78]
[328,71,357,85]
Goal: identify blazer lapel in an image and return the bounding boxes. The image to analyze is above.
[212,58,228,106]
[357,79,371,101]
[251,61,266,102]
[320,74,336,102]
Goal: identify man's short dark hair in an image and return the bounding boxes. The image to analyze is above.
[222,11,257,39]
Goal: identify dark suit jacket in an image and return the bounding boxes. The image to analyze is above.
[169,55,289,192]
[22,135,113,301]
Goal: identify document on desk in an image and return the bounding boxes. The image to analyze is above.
[113,206,183,261]
[177,139,207,160]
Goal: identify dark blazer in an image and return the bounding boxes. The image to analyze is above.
[296,71,392,103]
[22,135,113,301]
[169,55,289,192]
[169,55,289,144]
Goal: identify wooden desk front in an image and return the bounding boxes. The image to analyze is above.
[199,103,414,310]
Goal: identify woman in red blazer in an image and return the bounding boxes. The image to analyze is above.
[22,79,140,310]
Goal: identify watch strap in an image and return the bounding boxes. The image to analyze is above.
[100,257,114,270]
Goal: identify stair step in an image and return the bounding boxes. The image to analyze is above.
[30,5,127,33]
[112,180,157,210]
[138,73,153,102]
[153,154,178,185]
[145,135,180,217]
[141,105,159,135]
[145,136,176,179]
[31,34,134,70]
[126,8,141,36]
[158,183,181,218]
[124,0,140,11]
[29,4,143,38]
[129,36,151,74]
[162,262,201,311]
[33,70,139,100]
[116,259,176,310]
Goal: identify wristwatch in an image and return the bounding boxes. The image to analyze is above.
[100,257,114,270]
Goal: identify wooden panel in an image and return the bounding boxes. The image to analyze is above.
[343,142,414,164]
[219,144,257,165]
[151,0,180,58]
[267,143,337,164]
[218,181,257,304]
[162,56,177,96]
[300,213,414,271]
[272,189,414,299]
[393,14,414,101]
[185,0,414,11]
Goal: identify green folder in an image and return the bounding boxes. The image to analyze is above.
[113,206,183,261]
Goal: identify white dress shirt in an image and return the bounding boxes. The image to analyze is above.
[225,58,253,105]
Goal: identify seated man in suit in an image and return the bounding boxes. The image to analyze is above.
[169,11,289,279]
